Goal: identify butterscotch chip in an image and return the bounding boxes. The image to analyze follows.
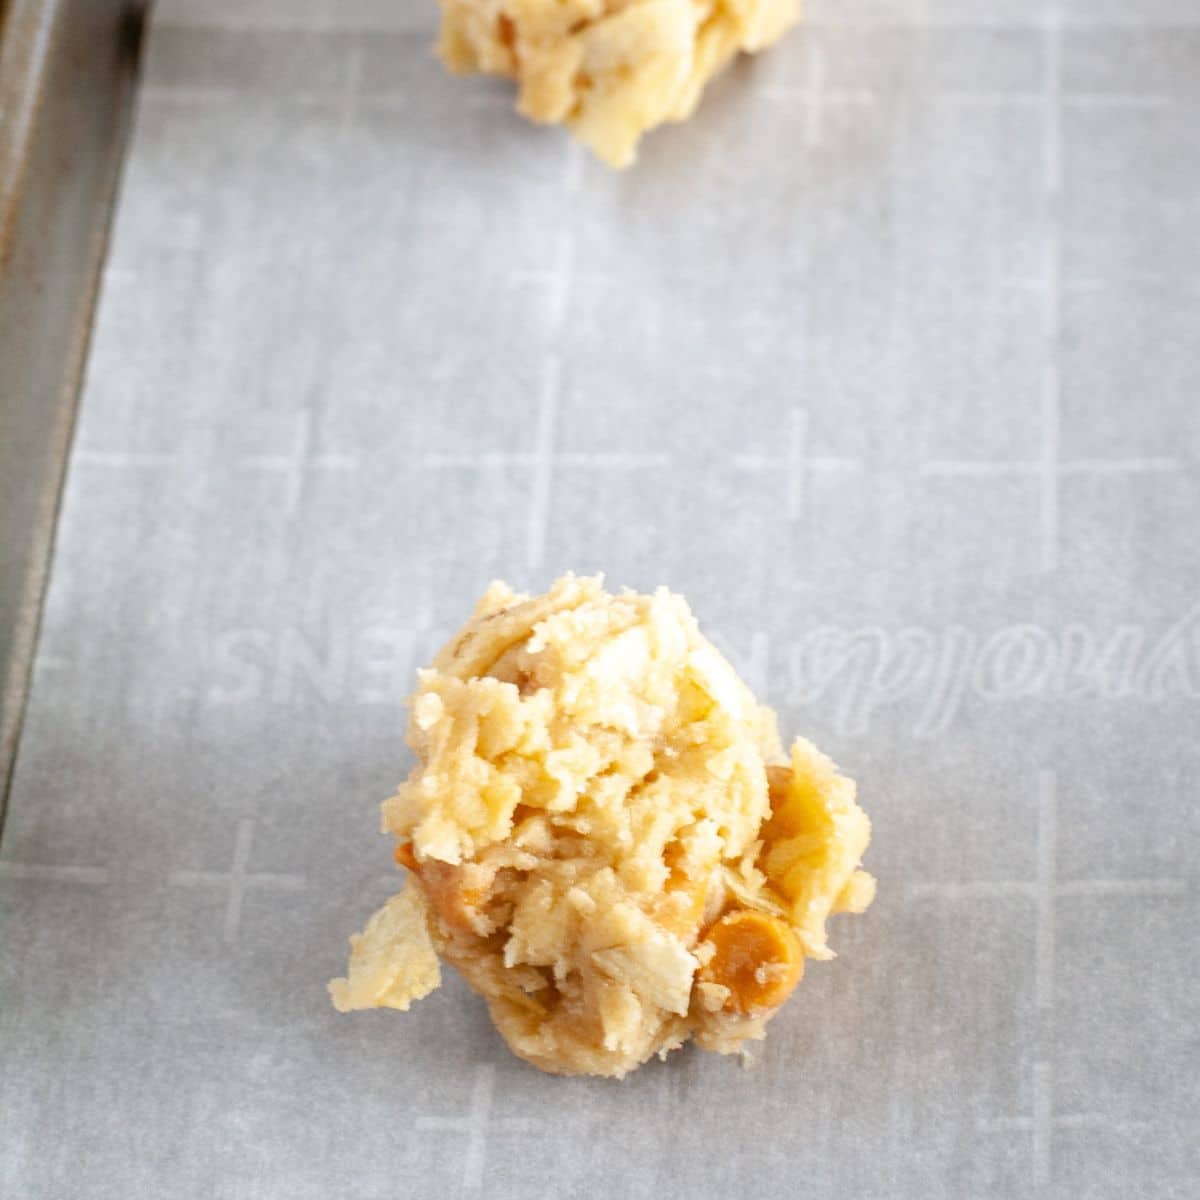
[699,909,803,1015]
[330,574,873,1078]
[436,0,806,166]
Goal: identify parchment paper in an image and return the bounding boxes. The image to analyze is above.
[2,1,1198,1197]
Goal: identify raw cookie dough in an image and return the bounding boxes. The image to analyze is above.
[437,0,804,166]
[330,575,873,1078]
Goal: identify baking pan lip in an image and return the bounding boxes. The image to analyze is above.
[0,0,145,822]
[0,0,58,264]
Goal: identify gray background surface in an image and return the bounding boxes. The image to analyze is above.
[2,0,1198,1196]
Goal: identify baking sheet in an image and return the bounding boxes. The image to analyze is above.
[2,1,1198,1197]
[0,0,143,809]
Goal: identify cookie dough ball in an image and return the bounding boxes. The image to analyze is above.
[436,0,804,166]
[330,575,873,1078]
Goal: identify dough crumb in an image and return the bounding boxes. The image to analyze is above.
[436,0,805,166]
[330,575,873,1078]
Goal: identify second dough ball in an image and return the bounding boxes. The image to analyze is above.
[437,0,805,166]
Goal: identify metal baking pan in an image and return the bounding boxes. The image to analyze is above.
[0,0,144,815]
